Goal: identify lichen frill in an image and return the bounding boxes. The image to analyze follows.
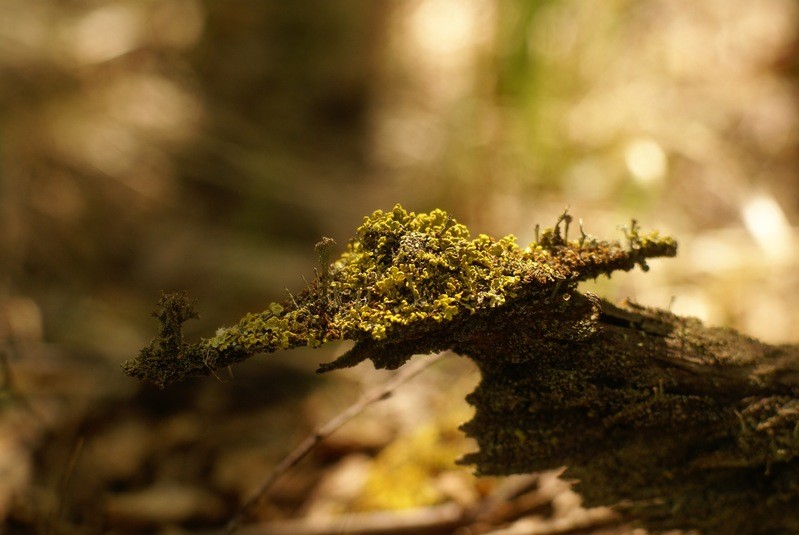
[125,204,677,386]
[207,205,675,350]
[205,205,536,351]
[325,206,540,339]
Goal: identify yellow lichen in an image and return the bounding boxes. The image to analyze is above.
[125,204,677,386]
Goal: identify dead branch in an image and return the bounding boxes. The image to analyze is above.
[225,352,447,533]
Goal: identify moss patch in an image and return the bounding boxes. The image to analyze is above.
[122,206,799,531]
[124,204,676,386]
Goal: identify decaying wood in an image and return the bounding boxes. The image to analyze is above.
[325,289,799,533]
[125,206,799,534]
[459,297,799,533]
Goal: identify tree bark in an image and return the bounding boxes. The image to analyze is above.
[458,296,799,533]
[124,206,799,533]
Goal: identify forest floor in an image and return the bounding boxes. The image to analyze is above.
[0,342,667,534]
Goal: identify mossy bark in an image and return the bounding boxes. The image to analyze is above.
[124,206,799,534]
[457,297,799,533]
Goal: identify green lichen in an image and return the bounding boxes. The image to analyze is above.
[124,204,799,533]
[456,298,799,534]
[123,204,676,386]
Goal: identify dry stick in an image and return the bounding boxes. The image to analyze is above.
[480,507,619,535]
[231,470,541,535]
[235,504,618,535]
[235,503,465,535]
[225,352,447,534]
[231,472,620,535]
[49,436,84,535]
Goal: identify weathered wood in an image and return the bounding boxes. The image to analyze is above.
[124,206,799,533]
[457,297,799,533]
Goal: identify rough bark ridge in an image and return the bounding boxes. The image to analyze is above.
[124,205,799,534]
[458,298,799,533]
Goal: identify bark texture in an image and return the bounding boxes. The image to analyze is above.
[458,297,799,533]
[125,206,799,534]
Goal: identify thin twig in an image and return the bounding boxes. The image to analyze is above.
[227,476,538,535]
[234,502,464,535]
[225,352,447,534]
[225,470,621,535]
[480,507,618,535]
[49,436,84,535]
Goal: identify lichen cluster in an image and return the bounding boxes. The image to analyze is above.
[321,206,533,339]
[124,204,677,387]
[124,205,799,533]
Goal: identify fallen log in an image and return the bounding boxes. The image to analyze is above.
[124,205,799,533]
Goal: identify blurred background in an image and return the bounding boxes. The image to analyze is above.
[1,0,797,533]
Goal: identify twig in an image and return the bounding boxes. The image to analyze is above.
[480,506,618,535]
[234,503,464,535]
[226,470,620,535]
[227,475,538,535]
[225,352,448,534]
[49,436,84,535]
